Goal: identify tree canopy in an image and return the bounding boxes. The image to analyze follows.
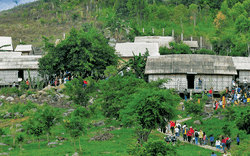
[38,27,118,80]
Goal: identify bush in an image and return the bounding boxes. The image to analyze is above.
[144,140,177,156]
[0,87,22,96]
[159,42,192,55]
[72,107,90,118]
[20,81,29,91]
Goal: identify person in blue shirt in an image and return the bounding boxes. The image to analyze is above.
[237,135,240,145]
[210,135,214,146]
[211,152,217,156]
[237,87,241,94]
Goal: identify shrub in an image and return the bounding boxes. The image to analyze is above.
[0,87,22,96]
[144,140,177,156]
[159,42,192,55]
[26,90,36,96]
[72,107,90,118]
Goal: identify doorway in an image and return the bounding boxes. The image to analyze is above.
[187,74,195,89]
[18,70,24,81]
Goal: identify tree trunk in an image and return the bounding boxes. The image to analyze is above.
[47,132,49,143]
[74,138,76,152]
[180,17,183,33]
[13,137,15,147]
[38,140,40,149]
[79,137,82,151]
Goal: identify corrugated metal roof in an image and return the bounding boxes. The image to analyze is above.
[14,45,32,52]
[145,54,237,75]
[183,41,199,48]
[0,36,13,51]
[115,42,159,57]
[232,57,250,70]
[134,36,174,48]
[0,55,41,69]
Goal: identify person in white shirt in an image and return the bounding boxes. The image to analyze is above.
[174,127,179,137]
[243,77,248,87]
[215,138,221,151]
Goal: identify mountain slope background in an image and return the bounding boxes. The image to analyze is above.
[0,0,249,56]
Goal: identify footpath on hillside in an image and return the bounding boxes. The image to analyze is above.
[158,117,231,154]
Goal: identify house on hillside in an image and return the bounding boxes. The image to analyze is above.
[232,57,250,86]
[0,52,42,86]
[134,36,174,48]
[0,36,13,51]
[183,41,199,51]
[15,45,33,55]
[145,54,237,93]
[115,42,159,62]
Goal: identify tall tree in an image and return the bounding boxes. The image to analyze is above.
[38,27,118,80]
[189,4,198,27]
[172,4,188,33]
[127,0,149,25]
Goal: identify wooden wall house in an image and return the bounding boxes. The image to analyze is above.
[232,57,250,86]
[145,54,237,93]
[134,36,174,48]
[15,45,33,55]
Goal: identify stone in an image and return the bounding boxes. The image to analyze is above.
[8,148,13,151]
[0,103,3,107]
[0,152,10,155]
[65,95,70,99]
[94,121,105,127]
[31,94,38,99]
[63,113,70,117]
[52,94,60,101]
[0,143,7,146]
[16,124,22,128]
[47,142,58,146]
[0,95,5,99]
[57,88,63,93]
[11,94,18,98]
[31,108,37,112]
[14,112,24,117]
[178,115,182,118]
[72,152,79,156]
[89,133,114,141]
[27,140,32,144]
[26,95,34,101]
[20,94,26,99]
[5,97,14,101]
[58,136,67,141]
[59,94,65,98]
[67,109,75,112]
[16,128,24,132]
[193,120,201,125]
[47,95,52,98]
[3,113,11,119]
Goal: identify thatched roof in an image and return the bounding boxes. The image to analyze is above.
[115,42,159,57]
[145,54,237,75]
[232,57,250,70]
[134,36,174,48]
[183,41,199,48]
[0,36,13,51]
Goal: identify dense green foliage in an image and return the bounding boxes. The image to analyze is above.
[159,42,192,55]
[38,27,118,79]
[184,94,206,115]
[236,111,250,134]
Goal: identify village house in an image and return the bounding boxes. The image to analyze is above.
[232,57,250,86]
[145,54,237,94]
[115,42,159,62]
[14,45,33,55]
[0,52,42,86]
[134,36,174,48]
[0,36,13,51]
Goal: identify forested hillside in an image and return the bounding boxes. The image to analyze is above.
[0,0,249,56]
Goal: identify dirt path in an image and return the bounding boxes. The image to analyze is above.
[158,117,227,153]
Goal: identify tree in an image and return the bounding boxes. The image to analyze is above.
[38,107,60,143]
[65,76,95,107]
[24,117,45,149]
[235,14,250,34]
[127,0,149,25]
[121,50,149,82]
[144,140,177,156]
[159,42,192,55]
[189,4,198,27]
[213,11,227,30]
[16,133,24,155]
[64,116,85,152]
[38,27,118,80]
[0,128,5,152]
[230,2,247,21]
[121,88,180,143]
[184,94,205,115]
[172,4,188,33]
[104,65,118,78]
[236,112,250,134]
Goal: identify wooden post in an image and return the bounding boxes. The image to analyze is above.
[152,28,154,34]
[163,28,164,36]
[200,36,202,49]
[172,29,174,38]
[143,28,144,33]
[181,33,183,41]
[191,36,193,41]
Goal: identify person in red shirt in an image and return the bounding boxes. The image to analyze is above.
[225,136,230,150]
[187,130,192,143]
[221,137,226,151]
[190,126,194,136]
[170,121,175,134]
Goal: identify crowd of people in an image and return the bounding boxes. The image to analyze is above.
[162,121,240,154]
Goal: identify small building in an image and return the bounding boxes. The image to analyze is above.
[0,52,42,86]
[134,36,174,48]
[115,42,159,62]
[145,54,237,93]
[183,41,199,51]
[0,36,13,51]
[15,45,33,55]
[232,57,250,86]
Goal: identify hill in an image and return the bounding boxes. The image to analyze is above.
[0,0,249,56]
